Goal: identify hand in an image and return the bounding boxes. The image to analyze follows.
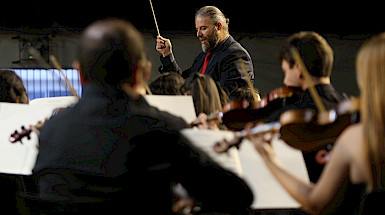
[196,113,220,130]
[171,183,201,215]
[244,123,276,161]
[30,118,48,148]
[156,35,172,57]
[172,198,200,215]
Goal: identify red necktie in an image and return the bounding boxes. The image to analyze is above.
[200,52,212,74]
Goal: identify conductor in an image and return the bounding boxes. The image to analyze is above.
[156,6,254,95]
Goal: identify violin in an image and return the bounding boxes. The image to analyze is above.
[214,97,360,153]
[10,121,44,144]
[214,121,281,153]
[190,112,223,127]
[280,97,360,152]
[221,86,302,131]
[9,107,66,144]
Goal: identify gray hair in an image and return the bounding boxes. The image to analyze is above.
[195,6,229,33]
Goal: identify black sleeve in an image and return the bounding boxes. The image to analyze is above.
[158,53,182,75]
[219,49,254,95]
[131,130,254,213]
[173,133,254,212]
[158,53,204,79]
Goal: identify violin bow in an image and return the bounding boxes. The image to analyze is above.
[149,0,160,36]
[28,47,79,98]
[50,55,79,98]
[239,58,260,102]
[290,47,326,113]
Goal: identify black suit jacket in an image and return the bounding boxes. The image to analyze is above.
[32,84,253,214]
[159,35,254,94]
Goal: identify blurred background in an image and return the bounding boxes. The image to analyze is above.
[0,0,383,98]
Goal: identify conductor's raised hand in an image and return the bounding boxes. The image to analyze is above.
[156,35,172,57]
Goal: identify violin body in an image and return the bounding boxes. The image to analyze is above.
[213,98,360,154]
[279,98,360,152]
[222,87,302,131]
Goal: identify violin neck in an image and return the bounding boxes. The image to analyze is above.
[238,121,281,138]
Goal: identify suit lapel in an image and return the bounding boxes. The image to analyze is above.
[204,36,233,76]
[204,53,219,76]
[188,52,204,73]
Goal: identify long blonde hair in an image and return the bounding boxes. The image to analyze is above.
[356,33,385,191]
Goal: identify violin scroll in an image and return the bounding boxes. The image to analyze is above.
[9,121,44,144]
[9,126,32,144]
[213,138,242,154]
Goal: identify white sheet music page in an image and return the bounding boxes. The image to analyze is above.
[0,103,54,175]
[29,96,79,108]
[144,95,196,124]
[180,128,243,177]
[238,135,310,209]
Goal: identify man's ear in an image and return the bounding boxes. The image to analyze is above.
[144,61,152,81]
[216,21,223,31]
[135,59,151,83]
[315,149,331,164]
[294,63,303,80]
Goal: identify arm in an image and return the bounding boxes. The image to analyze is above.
[156,36,182,74]
[175,133,254,212]
[247,124,352,214]
[130,128,253,213]
[219,49,254,94]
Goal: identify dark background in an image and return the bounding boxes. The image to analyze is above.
[1,0,383,35]
[1,0,383,97]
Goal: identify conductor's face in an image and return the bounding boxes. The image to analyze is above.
[195,16,220,52]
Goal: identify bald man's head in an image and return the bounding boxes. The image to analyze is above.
[77,19,146,86]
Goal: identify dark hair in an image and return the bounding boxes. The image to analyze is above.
[214,81,230,107]
[0,70,28,103]
[77,18,146,86]
[279,31,334,77]
[149,72,185,95]
[229,86,260,103]
[180,73,222,116]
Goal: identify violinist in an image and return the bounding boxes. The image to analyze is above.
[0,70,29,214]
[0,70,29,104]
[247,32,385,215]
[31,19,253,214]
[148,72,185,95]
[181,73,230,130]
[156,6,254,95]
[229,86,260,103]
[180,73,224,117]
[267,31,348,183]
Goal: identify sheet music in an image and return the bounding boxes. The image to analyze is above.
[180,128,243,177]
[181,128,309,209]
[29,96,79,108]
[238,135,310,209]
[144,95,196,123]
[0,103,56,175]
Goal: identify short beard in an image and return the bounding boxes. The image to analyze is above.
[201,30,220,52]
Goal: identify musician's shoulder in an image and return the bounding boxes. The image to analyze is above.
[336,123,362,148]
